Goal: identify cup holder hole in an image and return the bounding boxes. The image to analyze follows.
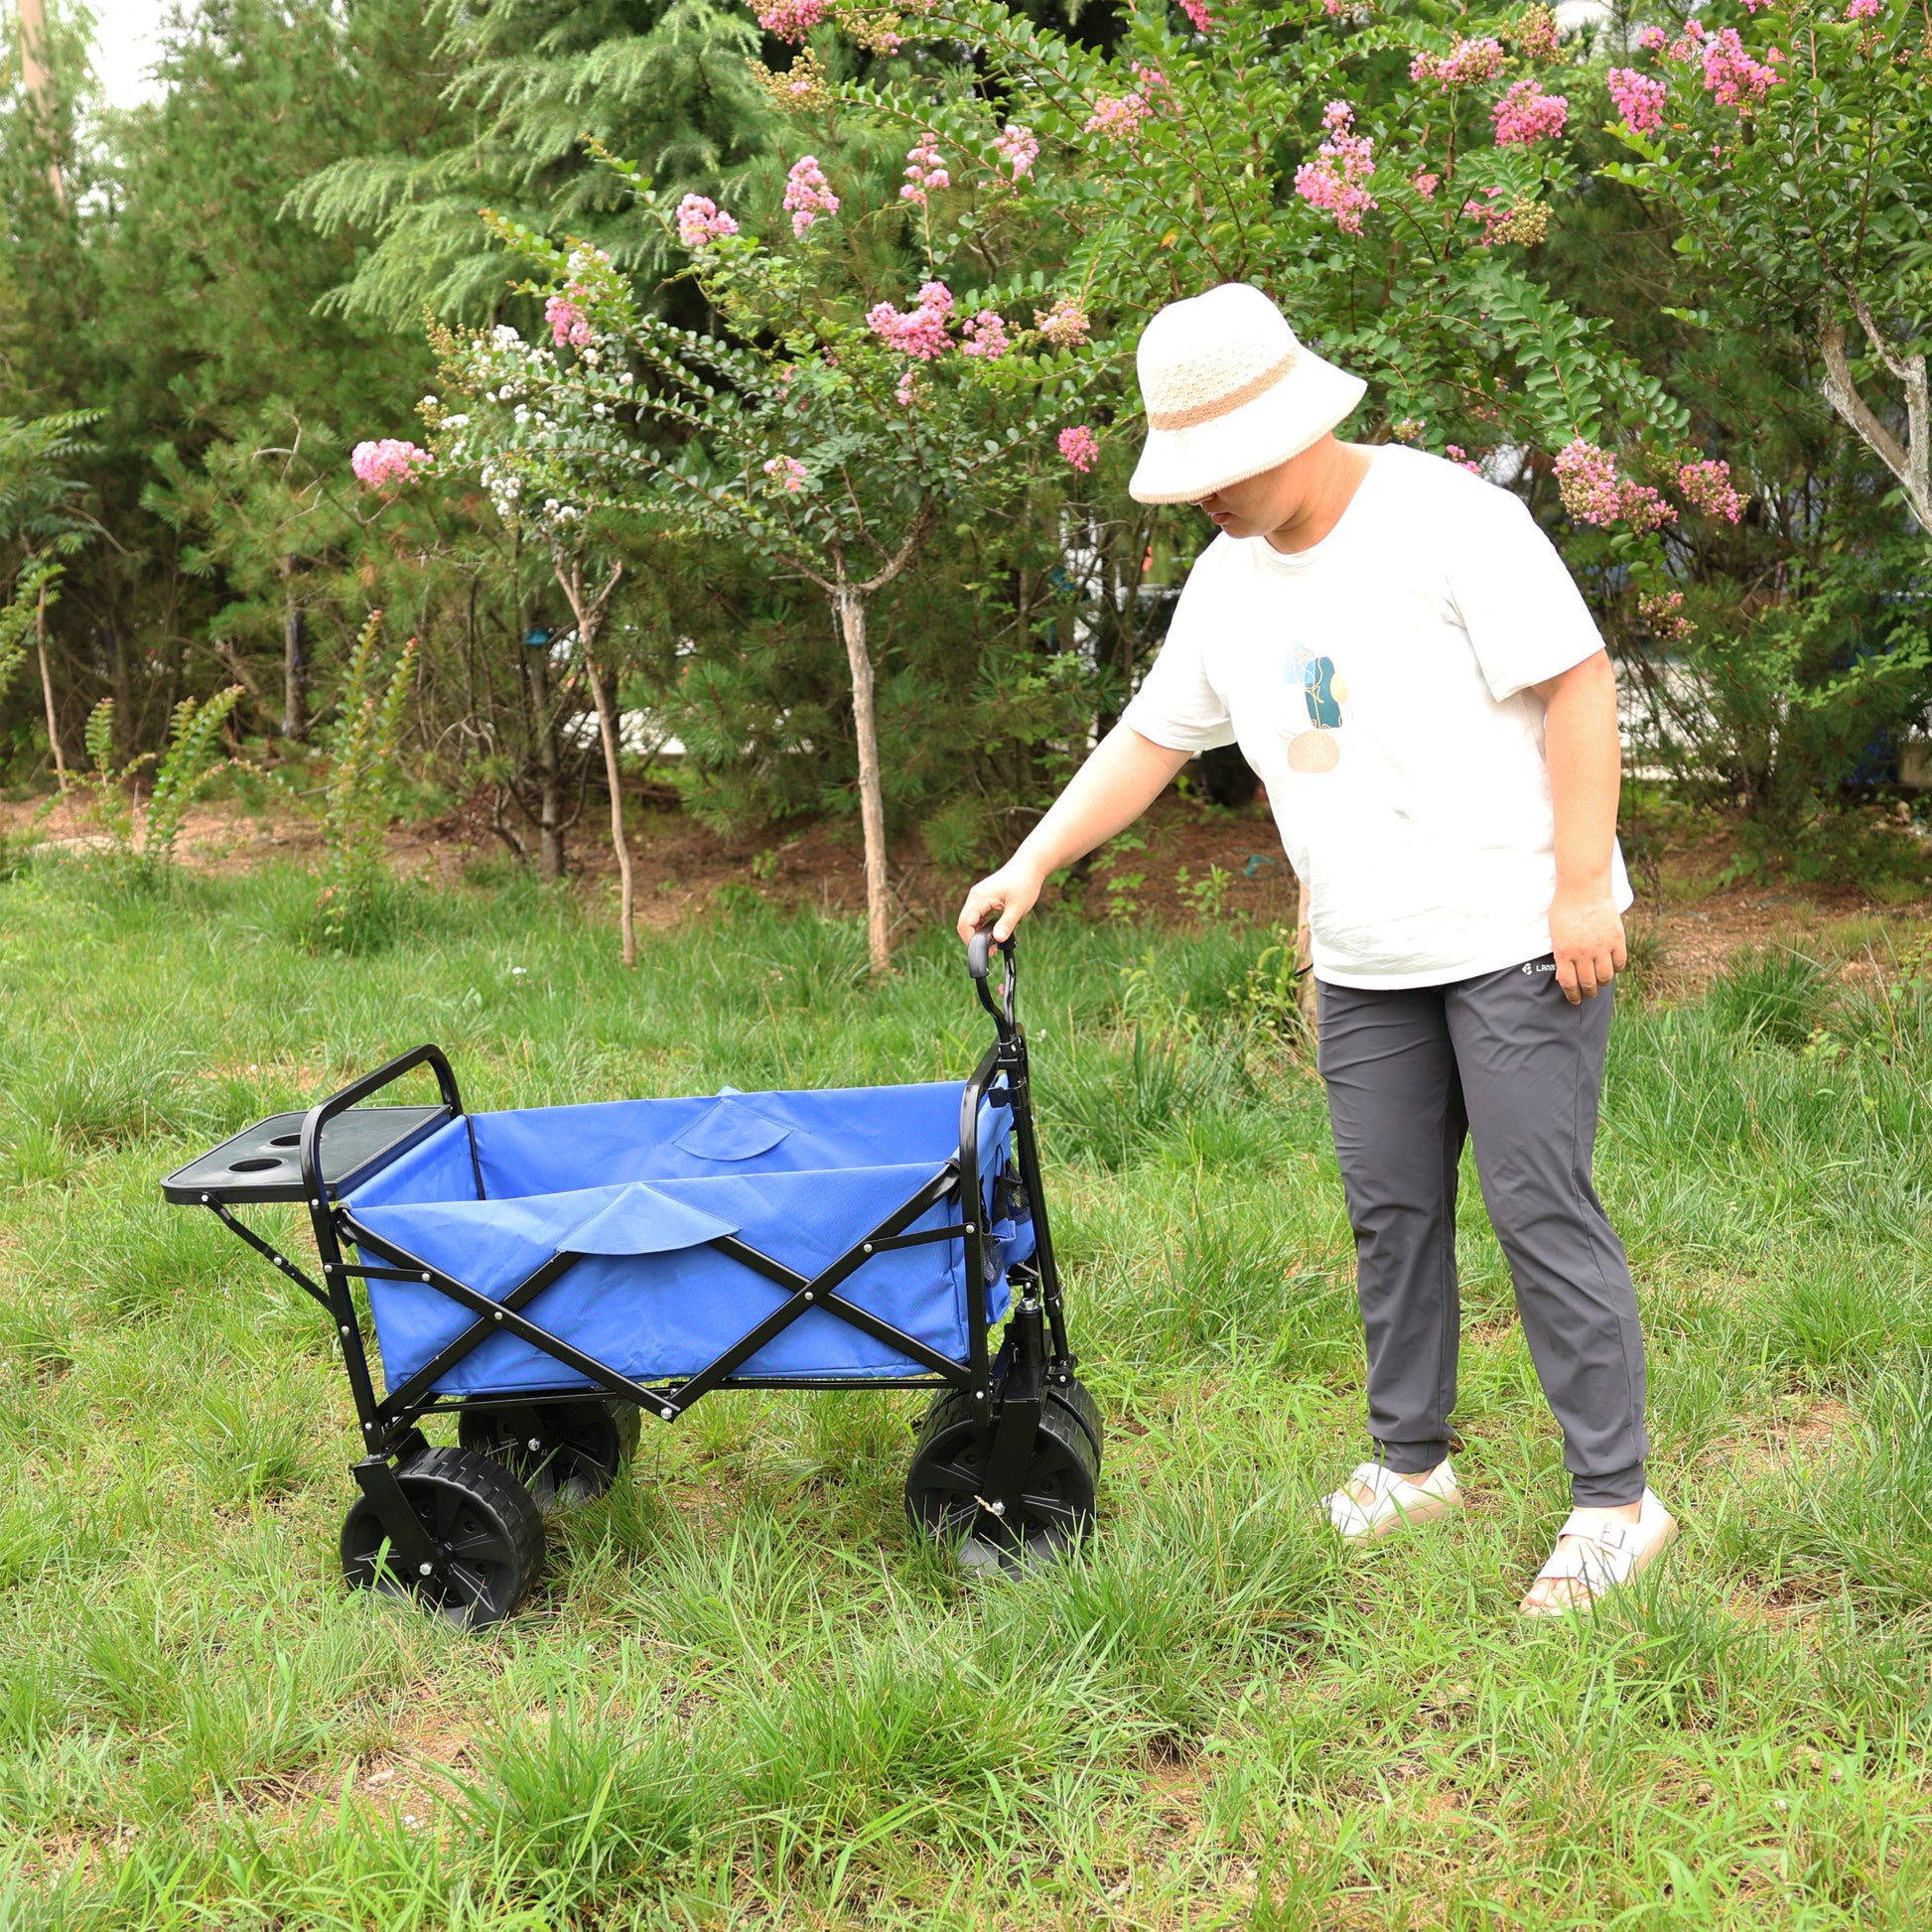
[267,1134,301,1148]
[229,1157,283,1173]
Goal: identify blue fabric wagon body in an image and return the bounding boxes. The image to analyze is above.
[347,1080,1027,1397]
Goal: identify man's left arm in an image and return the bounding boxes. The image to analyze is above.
[1532,648,1626,1004]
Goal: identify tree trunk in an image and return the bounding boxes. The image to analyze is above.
[18,0,67,207]
[554,553,630,966]
[33,578,66,791]
[834,581,892,975]
[586,655,635,969]
[282,589,309,743]
[526,643,567,881]
[1821,306,1932,537]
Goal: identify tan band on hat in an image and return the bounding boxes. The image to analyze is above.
[1145,348,1301,432]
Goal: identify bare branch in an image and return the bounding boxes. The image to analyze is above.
[1820,317,1932,534]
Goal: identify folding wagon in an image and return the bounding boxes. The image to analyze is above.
[162,934,1100,1627]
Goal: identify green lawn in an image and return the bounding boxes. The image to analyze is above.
[4,859,1932,1927]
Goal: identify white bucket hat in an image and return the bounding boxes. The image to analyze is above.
[1128,283,1367,506]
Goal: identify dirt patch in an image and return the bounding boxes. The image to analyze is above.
[11,782,1932,985]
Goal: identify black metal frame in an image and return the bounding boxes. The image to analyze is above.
[165,934,1073,1583]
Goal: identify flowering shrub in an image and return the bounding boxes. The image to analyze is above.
[1084,91,1152,141]
[1294,101,1377,235]
[1513,6,1561,63]
[1058,426,1099,473]
[1491,79,1567,145]
[1176,0,1216,33]
[545,295,593,347]
[1678,459,1746,522]
[1607,69,1668,137]
[1035,298,1091,346]
[900,132,949,205]
[676,195,739,247]
[755,0,828,39]
[960,311,1011,358]
[1637,590,1694,641]
[762,456,808,492]
[993,123,1038,179]
[1462,188,1550,247]
[1554,439,1677,530]
[349,439,432,489]
[1700,29,1782,110]
[782,157,839,236]
[867,281,955,358]
[1409,38,1506,86]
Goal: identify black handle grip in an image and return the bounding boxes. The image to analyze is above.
[967,927,1018,1035]
[299,1043,462,1205]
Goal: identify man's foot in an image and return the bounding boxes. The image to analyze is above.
[1322,1458,1462,1541]
[1519,1490,1676,1615]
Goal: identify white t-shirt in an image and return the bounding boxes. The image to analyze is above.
[1121,445,1632,989]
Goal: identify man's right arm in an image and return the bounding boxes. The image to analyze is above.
[954,725,1192,944]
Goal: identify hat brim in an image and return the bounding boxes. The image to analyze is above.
[1128,353,1367,506]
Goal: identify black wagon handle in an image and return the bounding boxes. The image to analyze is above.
[299,1043,464,1206]
[967,926,1018,1037]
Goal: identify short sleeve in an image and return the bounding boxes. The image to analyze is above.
[1120,566,1238,754]
[1447,487,1605,701]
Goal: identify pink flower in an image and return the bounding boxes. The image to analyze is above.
[1702,28,1780,109]
[895,368,921,407]
[1638,590,1693,640]
[993,123,1039,180]
[867,280,955,358]
[1295,100,1378,235]
[350,440,432,489]
[1607,68,1668,136]
[1084,90,1151,140]
[1445,445,1483,476]
[1413,171,1440,198]
[1678,458,1745,521]
[783,156,839,236]
[545,294,593,348]
[1846,0,1881,16]
[762,456,808,493]
[1555,439,1677,529]
[1636,24,1667,48]
[1177,0,1217,31]
[1493,79,1569,145]
[960,310,1010,358]
[1058,425,1099,473]
[756,0,828,40]
[1410,37,1506,85]
[1619,484,1675,531]
[900,131,950,206]
[676,194,740,247]
[1035,298,1091,346]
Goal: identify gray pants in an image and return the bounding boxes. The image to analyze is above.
[1316,958,1648,1507]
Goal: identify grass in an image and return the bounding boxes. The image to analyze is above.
[4,858,1932,1925]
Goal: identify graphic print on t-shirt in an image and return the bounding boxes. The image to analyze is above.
[1286,641,1349,773]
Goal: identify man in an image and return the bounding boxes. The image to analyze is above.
[956,283,1673,1615]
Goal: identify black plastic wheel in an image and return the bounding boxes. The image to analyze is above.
[904,1379,1101,1564]
[1047,1377,1104,1461]
[340,1446,545,1629]
[458,1396,642,1509]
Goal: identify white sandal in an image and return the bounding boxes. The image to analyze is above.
[1322,1459,1462,1541]
[1520,1489,1677,1616]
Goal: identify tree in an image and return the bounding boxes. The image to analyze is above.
[431,142,1067,971]
[0,409,102,787]
[1602,0,1931,538]
[290,0,777,327]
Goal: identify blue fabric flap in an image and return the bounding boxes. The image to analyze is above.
[560,1182,740,1255]
[670,1095,792,1163]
